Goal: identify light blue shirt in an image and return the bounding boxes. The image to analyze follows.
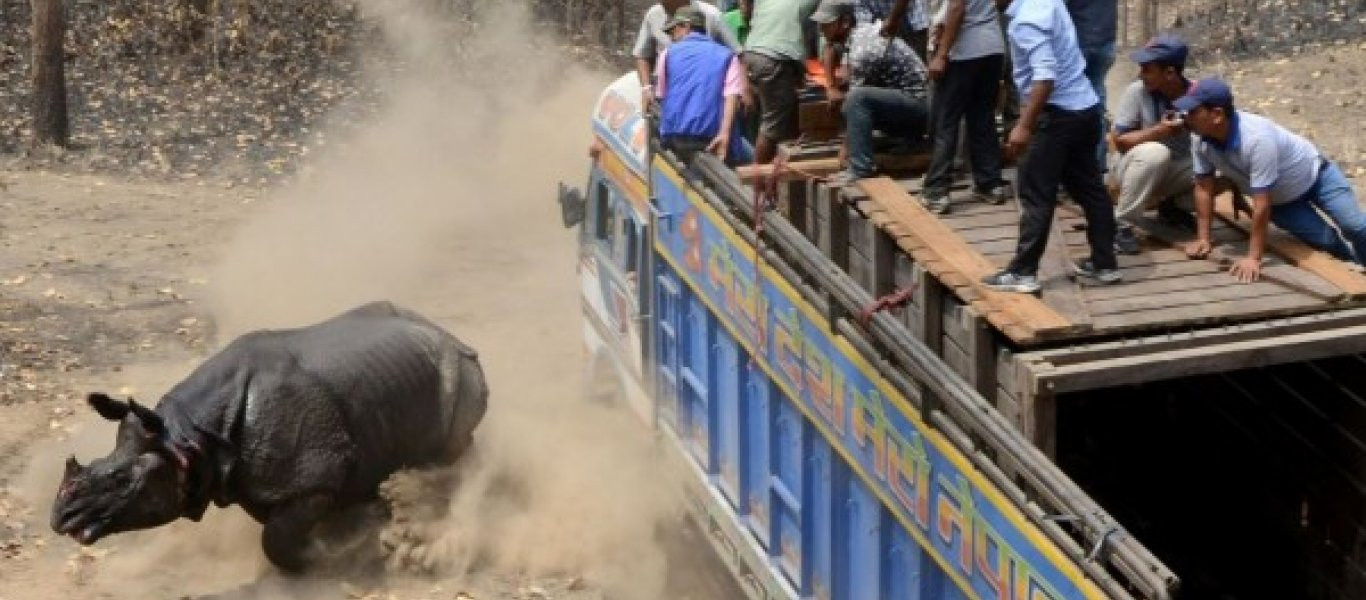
[1192,111,1323,205]
[1004,0,1097,111]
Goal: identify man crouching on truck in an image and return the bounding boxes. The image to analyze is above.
[813,0,930,186]
[1179,77,1366,282]
[655,6,754,166]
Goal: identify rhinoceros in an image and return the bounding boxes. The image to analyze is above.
[50,301,488,572]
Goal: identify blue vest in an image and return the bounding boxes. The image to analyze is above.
[660,33,747,162]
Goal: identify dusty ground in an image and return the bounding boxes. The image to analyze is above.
[2,2,1366,599]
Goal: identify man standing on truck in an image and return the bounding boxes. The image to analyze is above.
[740,0,819,164]
[634,0,742,110]
[1108,34,1198,255]
[919,0,1006,215]
[655,6,754,165]
[1178,77,1366,281]
[982,0,1120,293]
[812,0,930,186]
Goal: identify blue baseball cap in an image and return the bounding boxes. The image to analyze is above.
[1129,34,1189,67]
[1173,77,1234,112]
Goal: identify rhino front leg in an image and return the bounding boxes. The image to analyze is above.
[262,493,334,574]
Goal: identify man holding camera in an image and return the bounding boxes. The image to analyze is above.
[1108,34,1197,254]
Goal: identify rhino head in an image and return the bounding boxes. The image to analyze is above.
[51,393,185,545]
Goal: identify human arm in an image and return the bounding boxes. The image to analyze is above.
[1227,191,1272,282]
[634,14,658,107]
[740,0,752,23]
[929,0,966,80]
[1184,175,1217,259]
[1006,80,1051,160]
[1003,22,1054,160]
[708,95,740,160]
[882,0,912,37]
[708,56,747,160]
[636,58,657,108]
[1114,111,1184,154]
[1224,135,1282,281]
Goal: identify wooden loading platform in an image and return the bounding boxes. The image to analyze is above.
[745,143,1366,454]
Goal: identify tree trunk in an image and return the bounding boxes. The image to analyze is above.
[30,0,68,148]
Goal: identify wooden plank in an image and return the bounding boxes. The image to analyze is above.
[1034,322,1366,394]
[970,312,999,400]
[920,274,944,352]
[1135,215,1344,301]
[1022,307,1366,365]
[827,188,850,269]
[1088,283,1304,317]
[736,153,931,183]
[957,227,1019,244]
[857,177,1083,342]
[784,178,808,233]
[871,226,896,295]
[1215,202,1366,298]
[1021,388,1058,457]
[1083,270,1270,301]
[941,210,1023,230]
[1091,294,1323,329]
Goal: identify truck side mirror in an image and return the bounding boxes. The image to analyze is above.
[558,182,585,228]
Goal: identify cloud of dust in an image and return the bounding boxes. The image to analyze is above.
[129,0,680,598]
[13,1,691,597]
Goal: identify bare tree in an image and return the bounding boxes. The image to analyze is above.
[30,0,69,147]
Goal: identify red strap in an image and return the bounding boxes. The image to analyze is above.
[858,285,918,328]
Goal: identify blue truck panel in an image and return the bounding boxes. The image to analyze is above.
[646,158,1108,600]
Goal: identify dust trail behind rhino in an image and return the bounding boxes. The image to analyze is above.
[18,0,696,598]
[205,0,684,596]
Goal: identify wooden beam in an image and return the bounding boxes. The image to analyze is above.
[736,153,931,183]
[1021,387,1057,458]
[857,177,1086,343]
[1134,214,1344,301]
[1032,322,1366,394]
[1023,307,1366,366]
[1214,201,1366,298]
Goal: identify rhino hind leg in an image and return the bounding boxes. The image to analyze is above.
[262,493,335,574]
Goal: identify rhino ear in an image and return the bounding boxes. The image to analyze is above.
[127,399,165,438]
[87,393,130,421]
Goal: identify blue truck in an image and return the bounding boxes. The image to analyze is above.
[561,74,1366,599]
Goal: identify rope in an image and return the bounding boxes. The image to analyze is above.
[857,285,918,328]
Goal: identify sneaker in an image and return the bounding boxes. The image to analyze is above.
[1157,198,1197,231]
[973,183,1010,205]
[980,270,1041,293]
[1073,259,1123,284]
[1114,227,1141,255]
[924,194,951,215]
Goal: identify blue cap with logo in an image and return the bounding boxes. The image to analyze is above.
[1173,77,1234,112]
[1129,34,1189,67]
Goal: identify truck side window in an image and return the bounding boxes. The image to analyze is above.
[593,179,615,247]
[620,218,639,275]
